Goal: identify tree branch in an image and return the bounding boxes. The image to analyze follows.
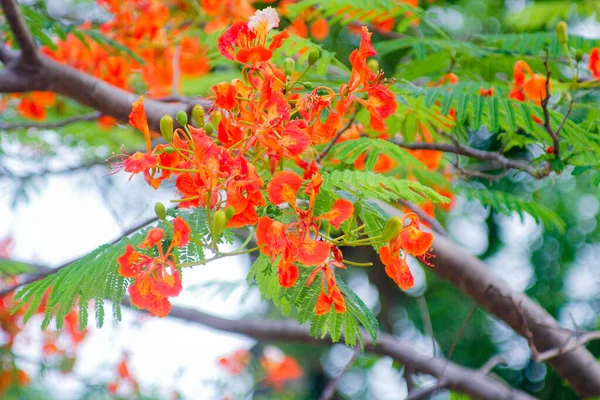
[0,111,102,131]
[0,0,40,64]
[121,298,534,400]
[392,138,549,179]
[431,233,600,396]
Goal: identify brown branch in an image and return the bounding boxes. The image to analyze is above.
[374,202,600,397]
[432,233,600,396]
[406,355,507,400]
[0,112,102,131]
[0,0,40,63]
[120,298,534,400]
[540,51,574,161]
[393,138,549,179]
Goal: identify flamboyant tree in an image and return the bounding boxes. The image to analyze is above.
[2,0,600,398]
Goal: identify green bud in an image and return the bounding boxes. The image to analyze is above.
[225,206,235,221]
[212,210,227,238]
[575,49,584,63]
[556,21,568,46]
[154,202,167,220]
[283,57,295,77]
[192,104,205,128]
[308,48,320,66]
[367,58,379,73]
[163,146,175,154]
[205,122,214,136]
[302,81,314,89]
[176,110,188,127]
[160,114,174,142]
[382,216,403,242]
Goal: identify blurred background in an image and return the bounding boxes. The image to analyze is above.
[2,0,600,399]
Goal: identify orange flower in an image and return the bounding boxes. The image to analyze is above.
[219,349,251,374]
[379,213,433,290]
[399,213,433,256]
[589,48,600,80]
[509,60,548,105]
[218,7,289,66]
[306,264,346,315]
[261,347,303,392]
[117,219,191,317]
[339,27,397,132]
[479,87,494,97]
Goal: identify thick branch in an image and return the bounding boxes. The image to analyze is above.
[431,233,600,396]
[122,298,533,400]
[0,0,40,63]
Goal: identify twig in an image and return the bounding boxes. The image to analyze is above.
[479,355,506,375]
[541,51,560,160]
[416,295,437,357]
[397,200,447,237]
[0,112,103,131]
[319,346,360,400]
[393,138,549,179]
[535,331,600,362]
[0,0,40,63]
[318,112,357,162]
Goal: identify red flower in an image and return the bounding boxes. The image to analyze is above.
[261,347,303,392]
[339,27,397,133]
[306,264,346,315]
[510,61,547,106]
[117,219,191,317]
[590,48,600,80]
[217,7,288,66]
[219,349,251,374]
[379,213,433,290]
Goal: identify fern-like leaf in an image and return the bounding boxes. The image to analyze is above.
[462,187,566,233]
[322,170,450,205]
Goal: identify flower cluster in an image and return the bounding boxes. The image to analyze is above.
[114,7,426,318]
[257,171,353,290]
[117,217,191,317]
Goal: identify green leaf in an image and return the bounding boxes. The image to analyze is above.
[322,170,450,205]
[461,187,566,233]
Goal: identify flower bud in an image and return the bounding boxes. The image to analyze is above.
[302,81,314,89]
[154,202,167,220]
[225,206,235,221]
[163,146,175,154]
[205,122,214,136]
[308,48,320,66]
[283,57,295,77]
[556,21,568,46]
[176,110,188,127]
[575,49,584,63]
[160,114,174,142]
[212,209,227,238]
[382,217,403,242]
[192,104,205,128]
[367,58,379,73]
